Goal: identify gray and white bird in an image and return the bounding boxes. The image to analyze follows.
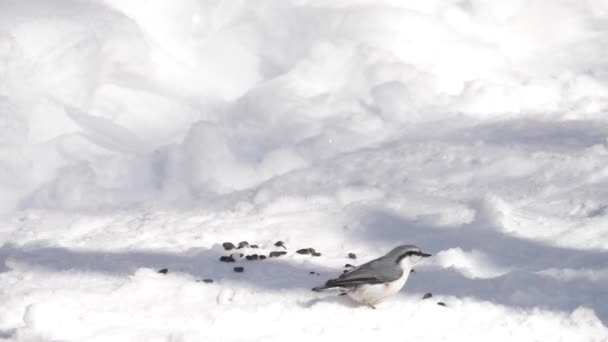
[312,245,431,308]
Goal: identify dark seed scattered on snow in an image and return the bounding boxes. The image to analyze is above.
[259,255,267,260]
[250,244,259,249]
[196,279,213,283]
[309,271,319,275]
[269,251,287,257]
[220,256,236,263]
[437,302,447,307]
[222,242,236,250]
[422,293,433,299]
[339,293,347,296]
[347,253,357,259]
[157,268,168,274]
[311,252,321,257]
[296,248,311,254]
[234,267,244,273]
[246,254,258,260]
[237,241,249,249]
[274,241,286,249]
[344,264,355,268]
[410,269,416,273]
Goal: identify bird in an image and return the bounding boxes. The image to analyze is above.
[312,245,431,309]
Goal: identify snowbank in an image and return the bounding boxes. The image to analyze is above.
[1,0,608,340]
[1,0,608,213]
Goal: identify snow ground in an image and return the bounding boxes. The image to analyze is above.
[1,0,608,341]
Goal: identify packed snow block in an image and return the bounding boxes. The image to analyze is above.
[258,147,308,180]
[370,81,416,122]
[64,106,147,154]
[0,99,27,146]
[181,121,257,194]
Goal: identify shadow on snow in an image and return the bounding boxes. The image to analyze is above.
[1,204,607,324]
[354,207,608,324]
[0,243,335,292]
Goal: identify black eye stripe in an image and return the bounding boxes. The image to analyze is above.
[395,251,421,263]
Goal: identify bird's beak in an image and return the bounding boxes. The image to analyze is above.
[421,252,432,258]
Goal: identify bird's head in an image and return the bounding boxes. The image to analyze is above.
[388,245,432,269]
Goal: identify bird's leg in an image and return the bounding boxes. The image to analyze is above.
[367,304,376,309]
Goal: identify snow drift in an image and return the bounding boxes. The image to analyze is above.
[1,0,607,341]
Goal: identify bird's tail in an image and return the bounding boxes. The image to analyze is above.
[312,279,342,292]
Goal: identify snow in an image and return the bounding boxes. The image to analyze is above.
[1,0,608,341]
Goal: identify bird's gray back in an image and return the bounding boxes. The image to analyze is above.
[338,254,403,283]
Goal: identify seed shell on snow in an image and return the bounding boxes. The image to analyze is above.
[222,242,236,250]
[219,256,236,263]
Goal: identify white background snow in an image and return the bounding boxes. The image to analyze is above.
[1,0,608,341]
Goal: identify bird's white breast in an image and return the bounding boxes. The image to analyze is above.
[347,271,411,305]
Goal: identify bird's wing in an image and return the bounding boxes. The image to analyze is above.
[324,277,384,288]
[324,259,403,288]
